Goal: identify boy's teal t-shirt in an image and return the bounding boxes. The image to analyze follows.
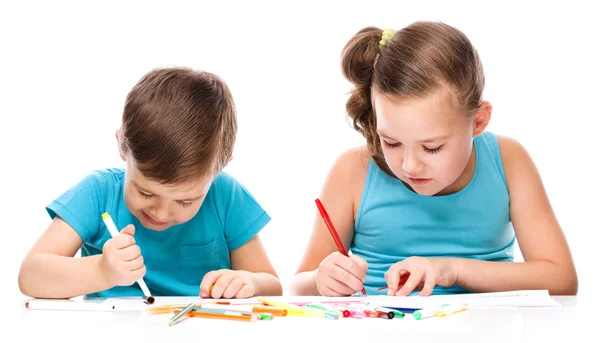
[46,169,271,298]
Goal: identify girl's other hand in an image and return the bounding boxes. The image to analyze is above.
[385,256,458,296]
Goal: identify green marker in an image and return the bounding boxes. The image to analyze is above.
[169,303,196,326]
[257,313,274,320]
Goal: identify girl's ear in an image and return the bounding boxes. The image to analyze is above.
[472,101,492,137]
[115,129,126,161]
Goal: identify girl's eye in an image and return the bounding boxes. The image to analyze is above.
[424,145,443,154]
[383,140,402,148]
[138,191,154,199]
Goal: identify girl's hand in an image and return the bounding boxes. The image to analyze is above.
[316,252,367,296]
[385,257,458,296]
[199,270,255,299]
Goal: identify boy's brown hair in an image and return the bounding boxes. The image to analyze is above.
[341,21,485,178]
[120,67,237,184]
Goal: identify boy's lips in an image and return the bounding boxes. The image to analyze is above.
[142,211,169,225]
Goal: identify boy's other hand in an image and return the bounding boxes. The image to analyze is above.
[199,269,255,299]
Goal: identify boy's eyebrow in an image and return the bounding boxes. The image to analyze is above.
[132,181,152,193]
[177,194,206,202]
[132,180,205,201]
[376,130,449,143]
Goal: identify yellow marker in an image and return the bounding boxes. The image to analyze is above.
[256,297,325,317]
[413,303,467,320]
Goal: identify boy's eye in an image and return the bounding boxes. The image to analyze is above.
[138,191,154,199]
[177,201,193,208]
[423,145,443,153]
[383,140,402,148]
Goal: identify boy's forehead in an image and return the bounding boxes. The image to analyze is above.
[127,158,213,194]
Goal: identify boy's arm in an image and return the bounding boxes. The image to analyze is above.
[18,216,112,298]
[229,235,282,296]
[453,136,578,295]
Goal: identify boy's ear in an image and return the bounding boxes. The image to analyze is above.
[115,129,126,161]
[472,101,492,137]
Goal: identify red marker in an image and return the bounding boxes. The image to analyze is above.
[377,273,410,291]
[315,199,367,295]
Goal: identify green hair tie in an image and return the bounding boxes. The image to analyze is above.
[379,29,397,48]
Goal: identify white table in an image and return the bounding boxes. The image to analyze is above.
[12,296,596,343]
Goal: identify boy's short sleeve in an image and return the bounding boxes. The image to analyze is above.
[216,174,271,251]
[46,171,110,243]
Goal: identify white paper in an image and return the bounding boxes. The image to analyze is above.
[366,290,561,309]
[23,290,559,312]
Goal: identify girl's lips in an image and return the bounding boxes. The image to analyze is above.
[407,177,432,185]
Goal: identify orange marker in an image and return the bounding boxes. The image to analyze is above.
[174,309,259,322]
[251,306,288,316]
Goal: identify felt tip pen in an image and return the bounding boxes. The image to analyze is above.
[413,303,467,320]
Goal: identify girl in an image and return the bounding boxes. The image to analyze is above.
[291,22,577,296]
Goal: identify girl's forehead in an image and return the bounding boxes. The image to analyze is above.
[373,88,466,137]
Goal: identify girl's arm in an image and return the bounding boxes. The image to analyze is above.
[454,136,577,295]
[290,147,369,296]
[228,235,282,296]
[18,216,113,298]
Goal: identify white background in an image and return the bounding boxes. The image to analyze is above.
[1,0,598,313]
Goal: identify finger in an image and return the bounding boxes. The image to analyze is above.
[322,283,351,297]
[336,255,366,282]
[349,255,368,281]
[118,245,141,261]
[211,273,236,299]
[200,270,224,298]
[419,272,437,296]
[322,272,358,295]
[385,264,404,295]
[222,278,245,299]
[124,255,144,271]
[329,264,364,292]
[112,233,136,249]
[396,272,423,296]
[131,264,146,281]
[234,284,253,299]
[120,224,135,236]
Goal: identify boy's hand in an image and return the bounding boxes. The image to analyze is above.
[100,224,146,287]
[316,252,367,296]
[200,270,255,299]
[385,256,458,296]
